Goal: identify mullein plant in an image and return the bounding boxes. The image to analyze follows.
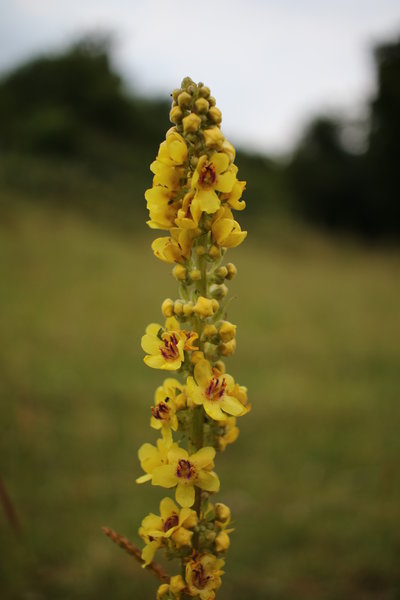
[104,77,249,600]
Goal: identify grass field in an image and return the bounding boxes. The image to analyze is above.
[1,196,400,599]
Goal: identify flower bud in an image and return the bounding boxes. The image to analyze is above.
[189,268,201,281]
[172,527,193,548]
[191,350,205,365]
[183,301,194,317]
[215,266,228,281]
[195,97,209,114]
[174,300,184,316]
[213,360,226,375]
[193,296,214,318]
[210,284,228,300]
[218,320,236,342]
[183,113,201,133]
[209,245,221,260]
[219,338,236,356]
[199,85,210,98]
[196,246,206,257]
[211,298,219,312]
[161,298,175,318]
[171,88,181,101]
[156,584,170,600]
[170,105,183,123]
[203,324,218,338]
[203,127,225,149]
[209,106,222,124]
[177,91,192,108]
[172,264,187,281]
[170,575,186,595]
[208,96,216,106]
[215,531,230,552]
[225,262,237,280]
[215,503,231,523]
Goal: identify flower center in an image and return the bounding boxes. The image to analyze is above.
[163,512,179,532]
[205,377,227,402]
[176,459,195,480]
[192,564,211,590]
[151,401,170,421]
[199,162,217,189]
[160,333,179,361]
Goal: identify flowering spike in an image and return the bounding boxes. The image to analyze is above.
[114,78,249,598]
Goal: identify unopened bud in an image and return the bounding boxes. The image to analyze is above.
[209,245,221,260]
[169,105,183,124]
[219,338,236,356]
[183,112,201,133]
[211,284,228,300]
[191,350,205,365]
[195,97,209,114]
[218,320,236,342]
[172,88,181,101]
[189,268,201,281]
[203,127,225,149]
[178,91,192,108]
[214,360,226,375]
[172,527,193,548]
[161,298,174,318]
[215,266,228,280]
[172,264,187,281]
[203,324,218,338]
[196,245,206,257]
[209,96,216,106]
[174,300,184,316]
[211,299,219,312]
[215,503,231,523]
[215,531,230,552]
[193,296,214,318]
[183,301,194,317]
[208,106,222,124]
[225,262,237,280]
[199,85,211,98]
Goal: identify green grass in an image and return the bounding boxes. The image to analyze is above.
[1,198,400,599]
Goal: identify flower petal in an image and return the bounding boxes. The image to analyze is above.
[176,482,195,507]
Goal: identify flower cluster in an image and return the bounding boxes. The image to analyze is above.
[137,77,249,599]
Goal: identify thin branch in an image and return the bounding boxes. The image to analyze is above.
[0,475,21,533]
[102,526,170,583]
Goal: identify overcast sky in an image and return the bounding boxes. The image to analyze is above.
[1,0,399,154]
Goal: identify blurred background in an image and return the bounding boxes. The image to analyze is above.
[1,1,400,599]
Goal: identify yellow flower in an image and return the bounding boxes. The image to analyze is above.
[151,378,184,436]
[151,446,219,507]
[185,553,225,600]
[150,130,188,190]
[157,575,186,600]
[165,316,199,353]
[151,236,186,264]
[220,178,246,211]
[191,153,236,214]
[141,323,185,370]
[211,206,247,248]
[136,436,178,484]
[145,185,179,230]
[139,497,197,565]
[217,416,239,451]
[175,190,202,229]
[186,360,246,421]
